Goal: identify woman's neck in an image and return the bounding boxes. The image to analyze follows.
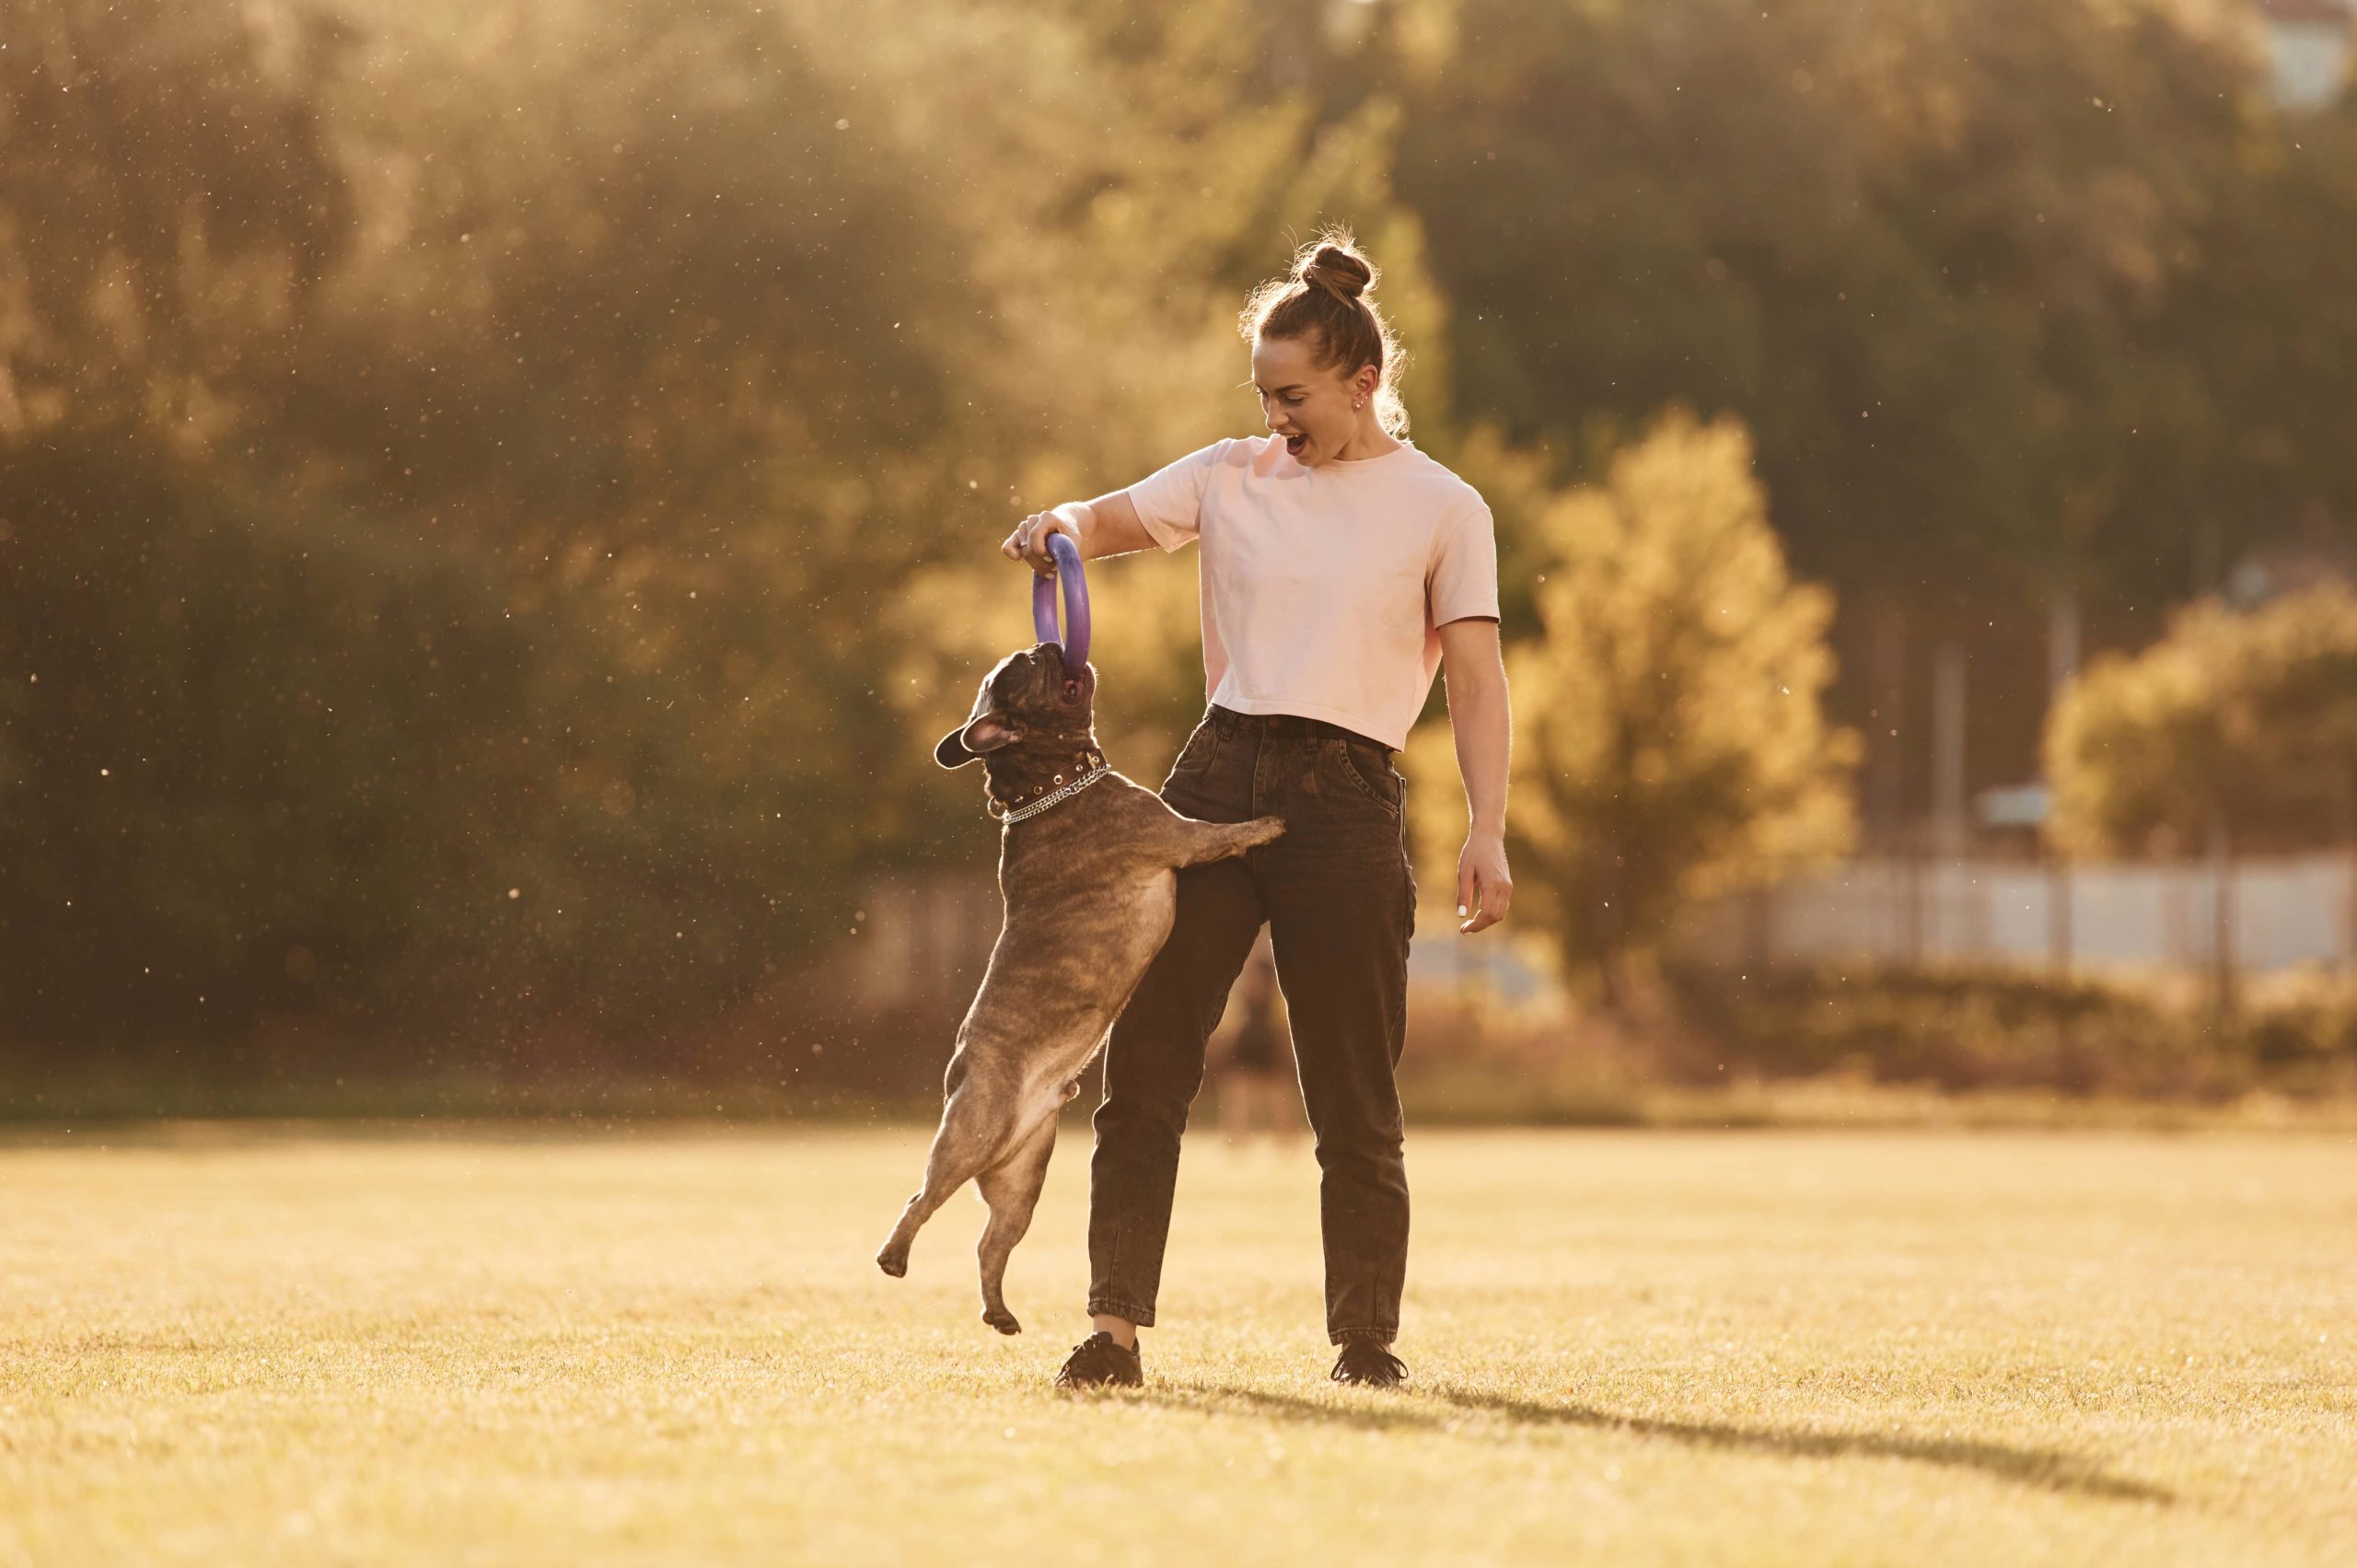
[1320,421,1402,466]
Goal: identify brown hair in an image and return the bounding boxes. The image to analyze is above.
[1238,226,1411,439]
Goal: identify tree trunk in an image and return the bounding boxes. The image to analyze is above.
[2206,807,2237,1028]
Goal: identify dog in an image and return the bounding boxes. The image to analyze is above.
[875,640,1284,1333]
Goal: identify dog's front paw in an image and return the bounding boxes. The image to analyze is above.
[982,1306,1022,1336]
[876,1244,910,1278]
[1246,814,1286,845]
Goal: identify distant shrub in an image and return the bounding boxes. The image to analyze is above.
[1400,965,2357,1106]
[2047,585,2357,857]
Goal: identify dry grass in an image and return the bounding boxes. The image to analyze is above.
[3,1124,2352,1565]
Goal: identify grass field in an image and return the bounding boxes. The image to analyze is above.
[2,1124,2351,1566]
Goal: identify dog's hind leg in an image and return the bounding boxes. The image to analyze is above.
[974,1110,1060,1335]
[876,1066,1022,1279]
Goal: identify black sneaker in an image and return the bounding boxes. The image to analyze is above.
[1329,1342,1409,1388]
[1054,1331,1144,1388]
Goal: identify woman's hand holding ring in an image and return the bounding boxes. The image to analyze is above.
[1002,511,1068,575]
[1002,514,1038,563]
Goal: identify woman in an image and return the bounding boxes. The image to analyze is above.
[1001,230,1512,1389]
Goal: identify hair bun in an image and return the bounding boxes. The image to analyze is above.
[1299,243,1374,301]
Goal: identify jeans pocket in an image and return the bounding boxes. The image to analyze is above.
[1335,740,1403,816]
[1164,718,1221,790]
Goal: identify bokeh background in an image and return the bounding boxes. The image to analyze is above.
[6,0,2356,1121]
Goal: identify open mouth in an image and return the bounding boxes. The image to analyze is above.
[1282,432,1308,458]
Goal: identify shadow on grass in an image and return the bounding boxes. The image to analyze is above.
[1129,1379,2173,1505]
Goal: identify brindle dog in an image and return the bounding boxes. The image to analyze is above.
[876,641,1284,1333]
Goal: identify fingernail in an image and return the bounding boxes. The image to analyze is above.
[1457,904,1467,917]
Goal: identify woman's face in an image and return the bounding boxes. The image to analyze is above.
[1250,333,1373,468]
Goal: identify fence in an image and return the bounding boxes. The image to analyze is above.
[829,851,2357,1020]
[1672,850,2357,976]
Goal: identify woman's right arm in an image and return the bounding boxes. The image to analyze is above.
[1003,488,1155,573]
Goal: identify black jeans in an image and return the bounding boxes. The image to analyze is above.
[1087,703,1417,1345]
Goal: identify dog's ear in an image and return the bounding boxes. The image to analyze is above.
[934,711,1020,768]
[962,711,1021,753]
[934,726,979,769]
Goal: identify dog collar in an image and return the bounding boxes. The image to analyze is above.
[986,747,1108,824]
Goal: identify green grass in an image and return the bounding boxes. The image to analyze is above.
[3,1126,2352,1565]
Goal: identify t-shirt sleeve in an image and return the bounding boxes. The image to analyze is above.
[1429,499,1501,624]
[1122,439,1229,552]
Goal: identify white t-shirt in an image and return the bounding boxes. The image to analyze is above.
[1122,434,1499,750]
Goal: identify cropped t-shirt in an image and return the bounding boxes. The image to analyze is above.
[1122,434,1499,750]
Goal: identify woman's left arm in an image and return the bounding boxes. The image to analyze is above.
[1436,618,1512,935]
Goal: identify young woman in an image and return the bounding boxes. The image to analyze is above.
[1000,231,1512,1389]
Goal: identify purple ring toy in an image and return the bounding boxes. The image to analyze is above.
[1032,530,1091,671]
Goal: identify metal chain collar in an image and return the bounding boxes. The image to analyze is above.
[988,761,1110,825]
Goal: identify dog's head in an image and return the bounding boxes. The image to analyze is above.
[934,642,1098,769]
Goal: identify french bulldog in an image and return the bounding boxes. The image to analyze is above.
[876,641,1283,1333]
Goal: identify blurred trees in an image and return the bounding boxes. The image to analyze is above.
[2,0,369,1049]
[1383,0,2278,592]
[0,1,350,447]
[1376,0,2346,805]
[846,5,1457,760]
[2046,584,2357,857]
[0,0,1446,1066]
[1406,412,1857,1007]
[1,0,1014,1058]
[2,0,2351,1076]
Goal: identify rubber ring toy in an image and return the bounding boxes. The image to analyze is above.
[1032,530,1091,683]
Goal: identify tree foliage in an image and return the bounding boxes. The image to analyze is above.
[2,0,2349,1072]
[0,1,352,447]
[2046,585,2357,857]
[1378,0,2274,601]
[1406,412,1858,1000]
[1374,0,2353,806]
[0,0,1443,1060]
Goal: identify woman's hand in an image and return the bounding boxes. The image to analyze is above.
[1002,505,1086,575]
[1457,829,1513,935]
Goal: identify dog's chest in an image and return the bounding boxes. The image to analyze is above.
[1091,865,1182,984]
